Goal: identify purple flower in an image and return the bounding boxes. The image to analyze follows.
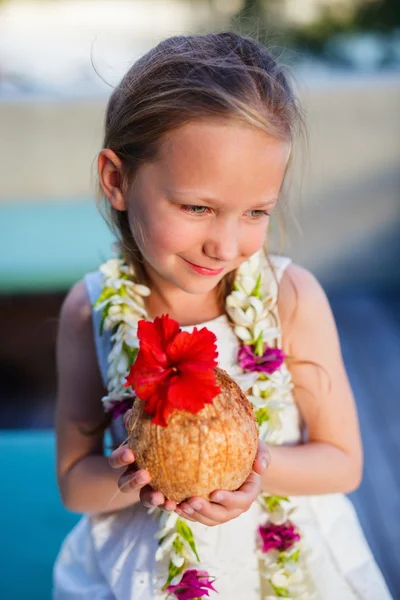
[259,521,301,553]
[108,398,134,420]
[167,569,216,600]
[238,344,286,374]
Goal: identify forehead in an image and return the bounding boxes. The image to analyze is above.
[152,119,291,198]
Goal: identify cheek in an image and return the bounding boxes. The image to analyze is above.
[128,207,195,257]
[241,222,269,255]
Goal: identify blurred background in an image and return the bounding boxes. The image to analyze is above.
[0,0,399,598]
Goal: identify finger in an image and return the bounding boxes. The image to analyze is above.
[118,469,151,493]
[253,441,270,476]
[108,446,135,469]
[210,472,261,510]
[140,486,166,509]
[161,498,178,512]
[175,507,196,522]
[123,409,133,430]
[178,500,226,527]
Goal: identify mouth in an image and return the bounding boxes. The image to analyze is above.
[182,258,225,276]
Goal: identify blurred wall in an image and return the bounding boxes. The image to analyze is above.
[1,76,399,286]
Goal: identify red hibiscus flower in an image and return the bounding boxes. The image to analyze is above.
[125,315,221,427]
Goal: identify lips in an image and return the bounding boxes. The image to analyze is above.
[183,258,225,275]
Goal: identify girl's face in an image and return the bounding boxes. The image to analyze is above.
[124,119,290,296]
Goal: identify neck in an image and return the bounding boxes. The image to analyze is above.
[142,264,223,326]
[145,286,223,327]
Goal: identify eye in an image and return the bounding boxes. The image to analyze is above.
[181,205,210,215]
[246,210,270,219]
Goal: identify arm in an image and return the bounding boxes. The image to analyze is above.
[261,263,363,496]
[56,281,151,514]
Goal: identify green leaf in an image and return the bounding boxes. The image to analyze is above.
[123,343,138,368]
[99,302,112,335]
[270,580,290,597]
[172,536,184,554]
[278,548,299,566]
[176,519,200,562]
[161,560,185,591]
[265,494,290,513]
[251,273,262,299]
[255,407,270,427]
[254,331,265,357]
[93,286,116,308]
[260,389,272,400]
[289,548,300,563]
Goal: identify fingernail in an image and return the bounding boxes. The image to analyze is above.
[261,457,268,471]
[134,472,147,485]
[190,501,202,511]
[183,505,194,515]
[122,449,133,462]
[212,492,224,502]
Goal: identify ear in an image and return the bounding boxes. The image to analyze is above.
[98,149,126,211]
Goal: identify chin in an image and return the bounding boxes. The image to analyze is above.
[178,279,220,295]
[170,272,223,295]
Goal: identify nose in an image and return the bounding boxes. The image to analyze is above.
[203,218,239,263]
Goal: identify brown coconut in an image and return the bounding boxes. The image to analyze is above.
[127,367,258,502]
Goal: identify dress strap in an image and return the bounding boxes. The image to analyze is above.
[84,271,112,388]
[269,254,292,284]
[260,252,292,350]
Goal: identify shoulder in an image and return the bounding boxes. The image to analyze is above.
[59,279,93,339]
[276,263,336,350]
[279,262,328,309]
[57,279,105,393]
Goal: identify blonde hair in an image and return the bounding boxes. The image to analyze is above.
[98,31,305,308]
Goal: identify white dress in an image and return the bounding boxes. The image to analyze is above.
[53,256,392,599]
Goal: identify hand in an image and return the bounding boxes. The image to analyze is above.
[175,439,270,526]
[108,409,177,512]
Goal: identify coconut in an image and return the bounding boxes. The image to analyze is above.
[127,366,258,502]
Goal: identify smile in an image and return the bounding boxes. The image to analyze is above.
[183,258,225,276]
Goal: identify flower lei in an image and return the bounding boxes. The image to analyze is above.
[94,251,317,599]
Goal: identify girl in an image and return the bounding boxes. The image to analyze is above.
[53,32,392,599]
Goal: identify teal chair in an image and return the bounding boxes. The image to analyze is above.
[0,430,80,600]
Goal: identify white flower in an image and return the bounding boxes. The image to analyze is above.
[237,250,262,278]
[156,511,179,537]
[252,321,280,343]
[239,274,258,296]
[132,283,151,297]
[116,353,129,375]
[226,290,249,309]
[228,306,256,327]
[155,532,178,562]
[100,258,125,282]
[170,551,185,568]
[271,570,289,589]
[230,369,259,392]
[268,503,287,526]
[259,548,279,568]
[234,325,253,342]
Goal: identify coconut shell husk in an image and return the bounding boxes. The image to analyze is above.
[127,367,258,502]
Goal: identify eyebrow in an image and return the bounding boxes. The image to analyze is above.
[165,189,278,208]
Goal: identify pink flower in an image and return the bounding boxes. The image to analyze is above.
[259,521,300,552]
[238,344,286,374]
[167,569,216,600]
[107,398,134,420]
